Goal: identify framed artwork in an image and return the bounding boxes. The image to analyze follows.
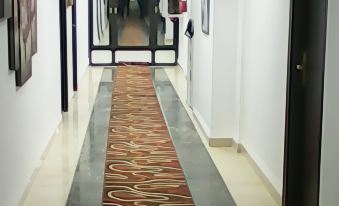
[201,0,210,35]
[8,0,37,86]
[8,0,20,71]
[0,0,12,22]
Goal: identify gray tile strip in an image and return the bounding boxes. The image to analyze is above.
[66,69,114,206]
[151,68,236,206]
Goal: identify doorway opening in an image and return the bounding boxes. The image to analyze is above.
[89,0,179,66]
[117,0,150,46]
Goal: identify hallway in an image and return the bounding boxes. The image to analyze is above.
[1,0,339,206]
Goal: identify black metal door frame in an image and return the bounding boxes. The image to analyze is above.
[59,0,68,112]
[72,0,78,91]
[88,0,179,66]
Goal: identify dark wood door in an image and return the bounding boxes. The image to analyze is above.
[283,0,328,205]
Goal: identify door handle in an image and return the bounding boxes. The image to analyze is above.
[296,64,304,71]
[297,52,307,85]
[296,52,307,71]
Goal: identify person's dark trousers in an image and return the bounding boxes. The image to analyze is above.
[137,0,147,18]
[161,17,166,33]
[118,0,130,17]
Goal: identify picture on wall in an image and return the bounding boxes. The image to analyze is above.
[201,0,210,35]
[0,0,12,22]
[8,0,37,86]
[8,0,20,71]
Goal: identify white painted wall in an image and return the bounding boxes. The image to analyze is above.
[77,0,90,81]
[101,0,108,32]
[320,0,339,205]
[234,0,244,143]
[189,0,238,138]
[238,0,290,193]
[178,0,191,75]
[190,0,214,136]
[93,0,108,46]
[211,0,238,138]
[0,0,62,205]
[93,0,99,45]
[187,0,290,195]
[67,7,74,99]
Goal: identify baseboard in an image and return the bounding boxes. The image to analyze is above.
[208,138,233,147]
[238,144,282,206]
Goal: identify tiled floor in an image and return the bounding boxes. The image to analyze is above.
[66,68,236,206]
[20,66,279,206]
[20,67,104,206]
[164,67,279,206]
[153,68,236,206]
[66,69,113,206]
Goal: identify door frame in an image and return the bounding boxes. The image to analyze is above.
[283,0,328,205]
[72,0,78,91]
[59,0,68,112]
[88,0,180,66]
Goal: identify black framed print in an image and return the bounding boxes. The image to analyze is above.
[201,0,210,35]
[8,0,37,86]
[0,0,12,22]
[16,0,37,86]
[8,0,20,71]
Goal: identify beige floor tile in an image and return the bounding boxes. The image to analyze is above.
[20,67,104,206]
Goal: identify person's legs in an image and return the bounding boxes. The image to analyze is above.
[127,0,130,16]
[118,0,126,17]
[137,0,143,18]
[161,17,166,33]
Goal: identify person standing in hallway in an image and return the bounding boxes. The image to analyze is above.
[137,0,149,18]
[118,0,128,17]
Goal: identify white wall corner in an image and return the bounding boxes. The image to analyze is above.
[192,106,212,137]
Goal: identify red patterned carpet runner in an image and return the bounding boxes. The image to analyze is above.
[102,67,194,206]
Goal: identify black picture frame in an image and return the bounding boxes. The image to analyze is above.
[0,0,12,22]
[8,0,38,86]
[201,0,210,35]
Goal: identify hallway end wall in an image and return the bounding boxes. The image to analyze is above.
[320,0,339,204]
[0,0,62,205]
